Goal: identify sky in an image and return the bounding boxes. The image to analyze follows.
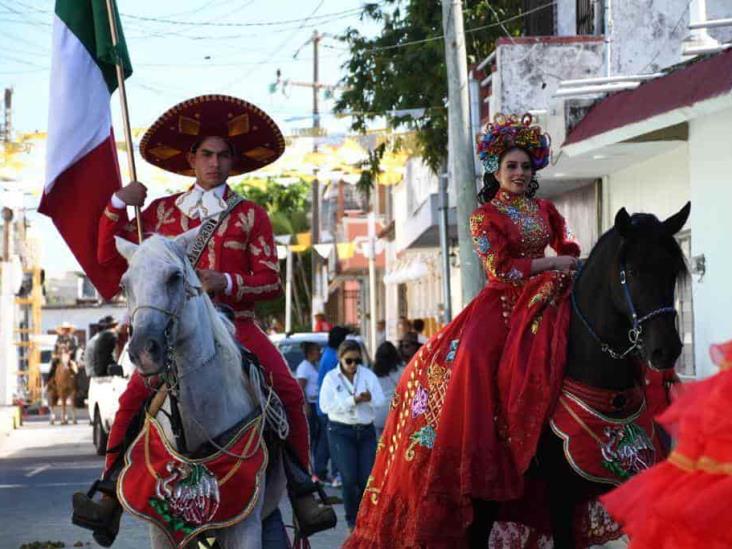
[0,0,382,275]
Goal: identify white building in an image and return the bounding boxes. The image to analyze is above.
[476,0,732,377]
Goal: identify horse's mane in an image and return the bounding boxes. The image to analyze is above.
[142,236,242,368]
[586,213,688,281]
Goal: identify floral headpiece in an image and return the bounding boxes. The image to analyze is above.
[477,113,551,174]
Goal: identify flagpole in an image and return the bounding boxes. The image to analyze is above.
[104,0,143,243]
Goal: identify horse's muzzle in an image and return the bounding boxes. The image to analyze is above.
[129,333,166,374]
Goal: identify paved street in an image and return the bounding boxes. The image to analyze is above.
[0,411,348,549]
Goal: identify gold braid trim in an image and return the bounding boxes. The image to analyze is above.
[669,451,732,475]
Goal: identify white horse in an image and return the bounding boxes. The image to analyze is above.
[115,232,286,549]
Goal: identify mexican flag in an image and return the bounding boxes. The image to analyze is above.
[40,0,132,300]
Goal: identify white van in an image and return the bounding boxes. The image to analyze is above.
[87,344,134,455]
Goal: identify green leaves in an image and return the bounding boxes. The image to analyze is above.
[335,0,523,172]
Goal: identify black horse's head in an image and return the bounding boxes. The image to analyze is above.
[609,202,691,369]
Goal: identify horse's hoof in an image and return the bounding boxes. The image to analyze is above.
[62,420,69,425]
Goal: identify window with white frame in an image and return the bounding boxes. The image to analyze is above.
[675,231,694,378]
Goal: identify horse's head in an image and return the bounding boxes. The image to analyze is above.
[610,202,691,369]
[115,231,202,376]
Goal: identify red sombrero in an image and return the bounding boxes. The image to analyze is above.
[139,94,285,176]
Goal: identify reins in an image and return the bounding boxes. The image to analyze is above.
[127,252,283,462]
[571,259,677,361]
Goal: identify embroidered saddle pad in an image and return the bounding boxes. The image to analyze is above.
[549,392,664,486]
[117,413,267,548]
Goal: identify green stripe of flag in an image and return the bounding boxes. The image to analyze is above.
[55,0,132,94]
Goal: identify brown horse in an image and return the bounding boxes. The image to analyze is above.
[47,348,78,425]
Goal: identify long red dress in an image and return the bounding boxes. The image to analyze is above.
[346,190,580,548]
[602,347,732,548]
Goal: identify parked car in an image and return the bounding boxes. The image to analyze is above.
[272,332,371,373]
[87,344,133,455]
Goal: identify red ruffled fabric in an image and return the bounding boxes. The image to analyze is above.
[602,368,732,548]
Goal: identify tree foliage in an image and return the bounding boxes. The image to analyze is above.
[231,178,311,235]
[335,0,523,173]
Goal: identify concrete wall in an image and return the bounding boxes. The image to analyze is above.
[603,144,691,231]
[494,37,605,115]
[707,0,732,43]
[611,0,690,74]
[688,107,732,378]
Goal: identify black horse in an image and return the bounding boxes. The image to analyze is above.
[470,202,691,548]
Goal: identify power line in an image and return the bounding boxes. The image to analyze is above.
[339,1,556,55]
[119,6,365,28]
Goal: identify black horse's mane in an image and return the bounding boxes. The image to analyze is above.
[585,213,688,280]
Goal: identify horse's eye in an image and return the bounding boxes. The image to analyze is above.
[168,272,183,285]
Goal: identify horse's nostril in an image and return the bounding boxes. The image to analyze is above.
[145,339,160,356]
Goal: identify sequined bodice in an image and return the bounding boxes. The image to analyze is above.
[490,191,551,258]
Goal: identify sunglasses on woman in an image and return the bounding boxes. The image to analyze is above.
[343,357,361,366]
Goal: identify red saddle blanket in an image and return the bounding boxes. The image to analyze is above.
[549,389,665,486]
[117,414,267,548]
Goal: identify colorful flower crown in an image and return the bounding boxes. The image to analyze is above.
[478,113,551,174]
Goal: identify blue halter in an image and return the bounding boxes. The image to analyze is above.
[571,260,677,360]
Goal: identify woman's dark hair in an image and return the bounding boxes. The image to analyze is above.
[301,341,319,356]
[328,326,350,349]
[373,341,402,377]
[337,340,362,360]
[477,146,540,204]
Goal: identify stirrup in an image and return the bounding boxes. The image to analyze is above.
[290,483,337,538]
[71,480,122,548]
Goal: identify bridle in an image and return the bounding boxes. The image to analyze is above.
[122,249,282,463]
[127,265,203,379]
[571,260,677,361]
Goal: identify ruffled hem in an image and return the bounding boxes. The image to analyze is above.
[603,369,732,548]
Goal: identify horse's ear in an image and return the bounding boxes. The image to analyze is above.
[115,236,139,261]
[614,207,633,238]
[173,227,200,254]
[663,202,691,236]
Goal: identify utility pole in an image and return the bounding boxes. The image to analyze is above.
[367,211,378,354]
[441,0,483,306]
[438,173,453,323]
[2,88,12,143]
[311,29,322,327]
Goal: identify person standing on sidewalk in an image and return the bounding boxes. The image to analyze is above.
[320,340,385,531]
[296,341,322,470]
[315,326,350,484]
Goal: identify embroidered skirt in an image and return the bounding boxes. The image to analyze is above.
[346,271,575,548]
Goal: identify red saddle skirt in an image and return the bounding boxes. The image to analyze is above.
[117,413,267,549]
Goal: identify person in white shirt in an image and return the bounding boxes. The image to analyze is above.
[372,341,405,437]
[319,340,385,531]
[296,342,322,470]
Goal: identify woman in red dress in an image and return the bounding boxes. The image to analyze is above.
[345,114,581,548]
[601,339,732,548]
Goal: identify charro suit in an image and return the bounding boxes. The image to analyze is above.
[97,184,309,471]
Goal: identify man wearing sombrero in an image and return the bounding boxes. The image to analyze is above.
[83,95,320,546]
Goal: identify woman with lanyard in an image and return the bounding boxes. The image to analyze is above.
[319,340,385,532]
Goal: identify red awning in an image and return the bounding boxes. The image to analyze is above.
[564,48,732,146]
